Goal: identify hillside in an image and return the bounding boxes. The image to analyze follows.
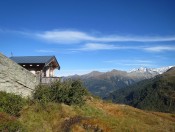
[105,67,175,113]
[64,67,172,98]
[0,83,175,131]
[14,98,175,131]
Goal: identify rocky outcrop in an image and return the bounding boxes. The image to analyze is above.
[0,53,39,97]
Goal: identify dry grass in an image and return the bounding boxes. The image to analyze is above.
[0,112,16,123]
[15,97,175,132]
[19,102,77,132]
[83,97,175,132]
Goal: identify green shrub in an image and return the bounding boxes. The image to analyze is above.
[33,80,88,106]
[67,80,88,105]
[33,84,51,107]
[0,91,26,116]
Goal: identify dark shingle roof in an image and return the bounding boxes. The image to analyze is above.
[10,56,60,69]
[10,56,54,64]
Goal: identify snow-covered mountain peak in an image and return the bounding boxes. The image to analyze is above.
[151,66,173,74]
[128,67,150,73]
[128,66,174,74]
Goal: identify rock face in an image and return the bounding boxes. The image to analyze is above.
[0,53,39,97]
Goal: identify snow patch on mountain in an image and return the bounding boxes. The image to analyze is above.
[151,66,173,74]
[128,66,173,74]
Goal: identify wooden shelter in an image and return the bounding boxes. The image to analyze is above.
[10,56,60,83]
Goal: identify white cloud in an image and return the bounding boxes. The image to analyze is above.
[122,63,154,66]
[129,60,154,64]
[144,46,175,52]
[71,43,143,51]
[35,30,95,44]
[76,43,119,51]
[104,59,155,67]
[71,43,175,52]
[1,29,175,44]
[2,29,175,53]
[36,49,55,53]
[35,30,175,44]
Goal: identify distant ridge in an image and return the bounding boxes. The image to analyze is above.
[104,67,175,113]
[64,66,174,98]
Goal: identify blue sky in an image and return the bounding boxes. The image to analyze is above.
[1,0,175,76]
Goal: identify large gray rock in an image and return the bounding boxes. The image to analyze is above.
[0,53,39,97]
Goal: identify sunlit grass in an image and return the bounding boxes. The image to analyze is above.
[15,97,175,132]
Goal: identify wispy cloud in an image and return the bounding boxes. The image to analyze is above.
[70,43,175,53]
[35,30,94,44]
[2,29,175,53]
[74,43,120,51]
[71,43,143,51]
[35,30,175,44]
[0,29,32,36]
[71,43,175,53]
[144,46,175,52]
[104,59,155,67]
[35,49,56,53]
[1,28,175,43]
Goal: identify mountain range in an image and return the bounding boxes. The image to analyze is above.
[128,66,173,74]
[64,66,173,98]
[104,67,175,113]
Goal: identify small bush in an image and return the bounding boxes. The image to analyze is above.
[33,80,88,106]
[67,80,88,105]
[33,84,51,107]
[0,91,26,116]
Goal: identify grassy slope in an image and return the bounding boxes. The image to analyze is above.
[19,97,175,132]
